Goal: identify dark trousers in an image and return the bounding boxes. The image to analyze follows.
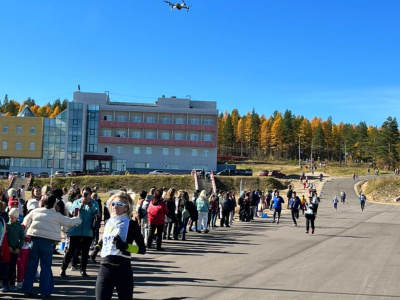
[273,209,281,222]
[305,214,315,231]
[62,236,92,272]
[148,224,164,249]
[0,261,9,287]
[95,262,133,300]
[291,209,299,225]
[220,211,229,227]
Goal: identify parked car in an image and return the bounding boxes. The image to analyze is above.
[8,172,21,179]
[37,172,49,178]
[111,171,126,175]
[67,170,85,177]
[268,170,286,178]
[22,171,34,178]
[54,171,65,177]
[149,170,170,175]
[258,170,269,176]
[216,169,235,176]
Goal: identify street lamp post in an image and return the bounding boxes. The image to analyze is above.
[298,134,302,169]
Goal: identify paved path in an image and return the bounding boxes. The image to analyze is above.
[4,176,400,299]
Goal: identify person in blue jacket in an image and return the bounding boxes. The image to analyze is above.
[60,186,98,277]
[270,191,284,224]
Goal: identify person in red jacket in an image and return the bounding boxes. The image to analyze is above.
[147,189,168,251]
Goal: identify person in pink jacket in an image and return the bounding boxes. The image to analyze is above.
[147,189,168,251]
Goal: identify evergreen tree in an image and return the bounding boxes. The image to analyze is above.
[377,117,400,169]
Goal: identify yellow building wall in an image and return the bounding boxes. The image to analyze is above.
[0,116,44,158]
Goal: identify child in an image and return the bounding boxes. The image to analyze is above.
[2,208,24,292]
[333,196,339,211]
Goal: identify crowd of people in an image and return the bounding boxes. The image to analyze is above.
[0,177,329,299]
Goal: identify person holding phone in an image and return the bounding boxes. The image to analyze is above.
[60,186,98,277]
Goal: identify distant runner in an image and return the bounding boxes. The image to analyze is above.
[360,193,366,211]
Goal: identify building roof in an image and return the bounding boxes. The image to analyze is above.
[17,106,36,117]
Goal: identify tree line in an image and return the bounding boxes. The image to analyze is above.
[0,94,68,118]
[218,109,400,170]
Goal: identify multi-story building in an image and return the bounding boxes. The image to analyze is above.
[0,91,218,175]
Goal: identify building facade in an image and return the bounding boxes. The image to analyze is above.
[1,91,218,175]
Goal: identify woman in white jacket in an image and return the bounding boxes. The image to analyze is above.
[21,194,82,298]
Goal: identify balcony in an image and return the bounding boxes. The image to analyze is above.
[98,136,216,147]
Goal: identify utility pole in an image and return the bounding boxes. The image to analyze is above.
[344,140,347,164]
[298,134,302,169]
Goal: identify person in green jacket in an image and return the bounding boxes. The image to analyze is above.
[2,208,25,292]
[60,186,98,277]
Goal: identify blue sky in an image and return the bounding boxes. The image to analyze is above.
[1,0,399,127]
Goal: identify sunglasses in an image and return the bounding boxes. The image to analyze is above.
[111,202,126,207]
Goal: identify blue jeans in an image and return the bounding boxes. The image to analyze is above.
[211,210,217,227]
[22,236,54,296]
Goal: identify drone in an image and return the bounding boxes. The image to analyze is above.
[164,1,191,12]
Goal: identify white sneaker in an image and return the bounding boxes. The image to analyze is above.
[70,266,78,271]
[16,282,23,289]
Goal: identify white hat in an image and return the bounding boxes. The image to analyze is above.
[9,207,19,218]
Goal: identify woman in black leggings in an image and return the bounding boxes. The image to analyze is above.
[305,197,316,234]
[91,192,146,300]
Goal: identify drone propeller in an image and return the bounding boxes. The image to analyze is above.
[182,0,186,5]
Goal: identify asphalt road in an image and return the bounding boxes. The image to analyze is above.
[4,176,400,300]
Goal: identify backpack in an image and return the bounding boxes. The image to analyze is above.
[17,189,22,199]
[0,219,10,263]
[221,198,229,211]
[139,200,150,219]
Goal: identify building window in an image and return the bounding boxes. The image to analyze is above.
[190,133,199,141]
[190,118,200,125]
[192,149,198,157]
[145,147,152,155]
[145,131,155,139]
[175,133,184,140]
[204,118,214,125]
[2,141,7,150]
[30,142,35,151]
[90,113,96,119]
[16,126,22,134]
[134,162,150,168]
[3,125,8,134]
[174,148,180,156]
[72,136,77,141]
[30,126,36,134]
[132,131,141,138]
[73,119,78,125]
[203,149,210,157]
[146,116,155,123]
[103,130,112,137]
[105,146,109,153]
[161,116,171,124]
[160,132,170,140]
[133,147,140,154]
[132,115,142,122]
[16,142,21,150]
[175,117,185,124]
[103,115,112,121]
[162,148,169,156]
[117,146,123,154]
[90,129,95,135]
[117,115,127,122]
[203,133,212,141]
